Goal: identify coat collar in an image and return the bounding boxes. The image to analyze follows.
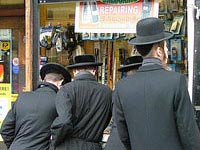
[138,64,164,72]
[138,57,164,72]
[37,82,59,93]
[142,57,162,66]
[74,71,96,81]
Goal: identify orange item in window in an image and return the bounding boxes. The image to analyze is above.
[0,64,4,82]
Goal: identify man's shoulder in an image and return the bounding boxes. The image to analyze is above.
[16,91,37,101]
[162,70,186,81]
[18,91,33,97]
[67,79,111,89]
[116,69,184,85]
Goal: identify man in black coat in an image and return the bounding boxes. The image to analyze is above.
[0,63,71,150]
[50,54,112,150]
[105,55,143,150]
[113,17,200,150]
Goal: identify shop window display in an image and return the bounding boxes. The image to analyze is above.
[158,0,187,76]
[40,1,188,86]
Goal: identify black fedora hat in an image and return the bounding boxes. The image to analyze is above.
[67,54,103,69]
[129,17,173,45]
[118,56,143,72]
[40,63,71,85]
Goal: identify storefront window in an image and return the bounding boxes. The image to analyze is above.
[39,0,188,88]
[39,3,75,68]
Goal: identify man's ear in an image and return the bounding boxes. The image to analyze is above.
[60,79,64,86]
[156,47,163,58]
[91,69,96,76]
[73,69,78,76]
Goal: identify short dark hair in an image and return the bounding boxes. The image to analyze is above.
[135,44,154,57]
[135,41,165,57]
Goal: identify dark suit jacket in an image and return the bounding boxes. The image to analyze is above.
[0,82,58,150]
[113,64,200,150]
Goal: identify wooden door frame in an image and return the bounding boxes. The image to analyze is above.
[25,0,40,91]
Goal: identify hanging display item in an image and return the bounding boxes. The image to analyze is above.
[82,32,131,41]
[170,15,184,35]
[40,24,83,66]
[40,26,54,50]
[170,38,182,61]
[40,25,79,52]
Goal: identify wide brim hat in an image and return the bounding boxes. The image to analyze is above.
[67,54,103,69]
[129,17,173,45]
[40,63,71,84]
[118,56,143,72]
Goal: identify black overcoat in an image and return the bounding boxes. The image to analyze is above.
[51,72,112,150]
[0,82,59,150]
[113,64,200,150]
